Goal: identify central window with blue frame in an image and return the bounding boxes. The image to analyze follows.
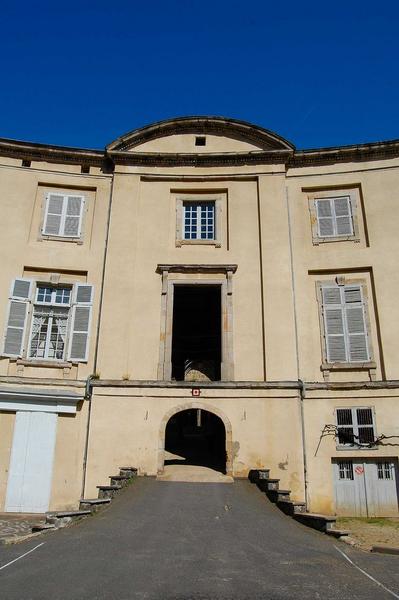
[183,201,215,240]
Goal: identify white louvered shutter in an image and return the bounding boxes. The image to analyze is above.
[344,286,369,361]
[334,197,353,236]
[43,194,64,236]
[68,284,93,362]
[316,199,334,237]
[3,278,33,357]
[64,195,84,237]
[322,287,347,362]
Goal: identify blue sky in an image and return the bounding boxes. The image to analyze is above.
[1,1,398,149]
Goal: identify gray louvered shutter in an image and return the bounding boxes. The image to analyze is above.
[3,278,33,357]
[334,197,353,236]
[67,284,93,362]
[64,195,84,237]
[316,199,334,237]
[322,286,347,362]
[43,194,64,236]
[344,286,369,361]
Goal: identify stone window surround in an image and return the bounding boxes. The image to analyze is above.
[316,276,376,381]
[37,185,94,245]
[307,187,361,245]
[175,194,223,247]
[156,264,237,381]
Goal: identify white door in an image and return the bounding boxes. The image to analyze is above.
[364,460,399,517]
[5,411,57,513]
[333,460,368,517]
[333,459,399,517]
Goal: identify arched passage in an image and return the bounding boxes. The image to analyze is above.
[158,403,233,476]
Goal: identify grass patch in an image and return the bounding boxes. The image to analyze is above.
[337,517,399,528]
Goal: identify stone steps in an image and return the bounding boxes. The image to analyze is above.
[97,485,122,499]
[31,466,138,535]
[79,498,112,510]
[249,468,350,539]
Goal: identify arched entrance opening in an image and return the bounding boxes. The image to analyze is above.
[164,409,227,474]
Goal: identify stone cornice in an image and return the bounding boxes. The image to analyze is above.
[0,131,399,170]
[290,138,399,167]
[156,264,238,274]
[0,137,109,169]
[106,116,295,152]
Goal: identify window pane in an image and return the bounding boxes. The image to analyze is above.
[29,303,69,360]
[358,427,374,444]
[338,427,354,445]
[183,201,215,240]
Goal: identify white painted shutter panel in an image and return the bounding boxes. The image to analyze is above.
[43,194,64,235]
[64,195,84,237]
[68,284,93,362]
[344,286,369,361]
[316,199,334,237]
[3,278,32,357]
[334,197,353,236]
[322,287,347,362]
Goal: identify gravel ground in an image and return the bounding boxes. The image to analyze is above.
[337,517,399,550]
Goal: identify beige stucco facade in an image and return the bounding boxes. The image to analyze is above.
[0,116,398,516]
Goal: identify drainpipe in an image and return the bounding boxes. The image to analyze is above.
[81,374,94,499]
[298,379,309,508]
[285,185,309,508]
[80,162,115,500]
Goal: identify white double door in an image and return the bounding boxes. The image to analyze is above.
[5,411,57,513]
[333,458,399,517]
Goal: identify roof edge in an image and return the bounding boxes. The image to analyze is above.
[106,116,296,152]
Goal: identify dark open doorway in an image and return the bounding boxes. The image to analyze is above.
[164,409,226,474]
[171,285,221,381]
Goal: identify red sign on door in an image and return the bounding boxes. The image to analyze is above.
[355,465,364,475]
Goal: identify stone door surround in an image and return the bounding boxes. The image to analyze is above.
[156,264,237,382]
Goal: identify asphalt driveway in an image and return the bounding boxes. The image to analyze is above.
[0,478,398,599]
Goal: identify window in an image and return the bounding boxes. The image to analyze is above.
[336,408,376,447]
[183,202,215,240]
[175,195,222,247]
[315,196,353,237]
[2,278,93,363]
[29,286,71,360]
[377,461,393,480]
[42,193,85,238]
[338,460,354,480]
[320,282,370,364]
[195,136,206,146]
[308,188,360,244]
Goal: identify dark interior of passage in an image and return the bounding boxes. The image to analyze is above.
[171,285,221,381]
[165,409,226,473]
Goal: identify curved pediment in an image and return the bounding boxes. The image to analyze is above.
[107,116,295,154]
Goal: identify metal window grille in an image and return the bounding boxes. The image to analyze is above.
[377,461,392,480]
[336,407,376,447]
[338,460,354,480]
[29,286,71,360]
[183,202,215,240]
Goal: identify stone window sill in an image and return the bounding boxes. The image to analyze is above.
[39,235,83,244]
[16,359,73,369]
[313,236,360,245]
[335,446,378,451]
[321,361,376,371]
[176,239,221,248]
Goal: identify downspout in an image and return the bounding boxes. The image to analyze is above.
[81,162,115,499]
[285,185,309,508]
